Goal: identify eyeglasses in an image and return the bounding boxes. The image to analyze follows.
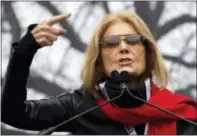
[100,34,144,48]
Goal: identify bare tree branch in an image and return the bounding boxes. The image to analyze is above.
[0,75,65,97]
[102,1,110,14]
[2,71,71,101]
[1,28,10,33]
[134,1,159,38]
[123,2,134,10]
[134,1,196,42]
[134,2,152,28]
[169,32,196,72]
[73,1,98,21]
[175,84,196,100]
[73,2,89,21]
[163,54,196,68]
[37,1,86,52]
[176,84,196,92]
[52,46,71,81]
[78,3,96,32]
[157,14,196,39]
[27,73,70,97]
[151,2,164,27]
[76,1,110,31]
[2,1,21,43]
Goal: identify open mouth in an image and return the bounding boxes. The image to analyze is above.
[119,58,132,66]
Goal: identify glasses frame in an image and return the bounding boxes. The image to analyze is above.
[99,34,145,48]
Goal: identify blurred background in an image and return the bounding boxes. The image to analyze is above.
[1,1,196,135]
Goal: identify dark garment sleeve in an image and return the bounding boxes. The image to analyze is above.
[1,25,75,132]
[177,120,197,135]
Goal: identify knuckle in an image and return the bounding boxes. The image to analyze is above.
[48,34,56,41]
[41,37,47,42]
[42,20,49,24]
[41,25,46,30]
[42,39,49,46]
[36,39,40,44]
[39,25,47,31]
[37,39,43,46]
[40,32,46,37]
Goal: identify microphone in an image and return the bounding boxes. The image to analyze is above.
[111,70,131,83]
[37,88,124,135]
[114,70,197,126]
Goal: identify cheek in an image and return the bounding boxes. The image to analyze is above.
[101,49,111,65]
[140,55,146,69]
[137,50,146,71]
[101,49,117,71]
[131,46,146,70]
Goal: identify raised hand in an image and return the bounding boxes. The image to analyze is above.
[31,13,71,47]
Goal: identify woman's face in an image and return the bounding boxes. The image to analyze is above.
[101,21,146,77]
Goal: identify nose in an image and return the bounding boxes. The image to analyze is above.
[119,39,129,54]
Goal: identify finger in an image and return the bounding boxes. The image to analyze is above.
[37,37,53,46]
[34,32,58,41]
[40,25,67,35]
[39,25,60,35]
[46,13,71,26]
[31,25,41,35]
[46,39,53,46]
[58,29,67,35]
[47,26,66,35]
[32,25,66,36]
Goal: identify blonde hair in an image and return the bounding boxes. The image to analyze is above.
[81,11,169,93]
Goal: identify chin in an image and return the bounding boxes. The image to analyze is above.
[118,67,137,75]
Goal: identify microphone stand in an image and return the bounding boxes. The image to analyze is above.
[37,90,124,135]
[120,83,197,126]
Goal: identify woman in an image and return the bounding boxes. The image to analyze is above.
[2,11,196,135]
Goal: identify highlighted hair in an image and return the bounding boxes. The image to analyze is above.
[81,11,169,92]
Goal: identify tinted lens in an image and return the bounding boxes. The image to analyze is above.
[103,35,120,47]
[125,34,141,44]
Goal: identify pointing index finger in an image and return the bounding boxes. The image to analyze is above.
[47,13,71,25]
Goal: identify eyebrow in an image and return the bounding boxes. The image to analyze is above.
[103,33,140,38]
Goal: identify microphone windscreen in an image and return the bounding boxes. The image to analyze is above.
[120,71,130,83]
[111,70,121,83]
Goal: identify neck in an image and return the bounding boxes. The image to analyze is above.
[126,75,146,89]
